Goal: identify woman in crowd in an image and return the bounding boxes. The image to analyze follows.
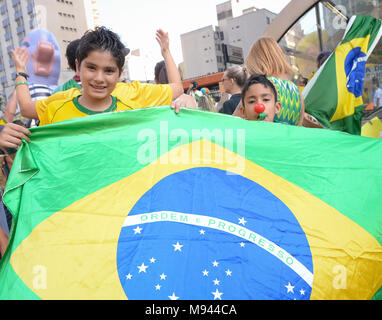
[219,65,248,115]
[235,37,305,126]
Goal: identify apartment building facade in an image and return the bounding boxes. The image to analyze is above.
[181,0,276,80]
[181,25,226,80]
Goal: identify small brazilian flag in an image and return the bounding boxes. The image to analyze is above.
[303,15,382,135]
[0,107,382,300]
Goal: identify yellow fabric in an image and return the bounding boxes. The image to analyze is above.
[361,117,382,138]
[36,81,172,126]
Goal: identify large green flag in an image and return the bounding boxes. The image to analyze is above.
[303,15,382,135]
[0,107,382,300]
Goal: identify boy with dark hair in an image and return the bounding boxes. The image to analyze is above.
[67,39,82,71]
[239,74,281,122]
[52,39,82,94]
[154,60,168,85]
[11,27,183,126]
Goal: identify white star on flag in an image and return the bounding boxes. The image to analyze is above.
[285,282,295,293]
[125,273,132,280]
[199,229,206,235]
[150,257,156,263]
[300,289,305,296]
[238,217,247,226]
[225,269,232,276]
[133,226,143,234]
[173,242,183,252]
[137,263,148,273]
[202,270,209,276]
[169,292,179,300]
[212,289,223,300]
[160,273,167,280]
[155,284,161,291]
[240,242,245,247]
[213,279,220,286]
[212,260,219,267]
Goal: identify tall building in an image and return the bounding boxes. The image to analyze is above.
[216,0,243,23]
[0,0,35,98]
[219,7,276,61]
[0,0,90,99]
[181,25,225,80]
[180,0,276,80]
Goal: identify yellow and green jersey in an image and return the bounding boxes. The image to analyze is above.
[36,81,172,126]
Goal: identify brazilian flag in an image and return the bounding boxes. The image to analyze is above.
[303,15,382,135]
[0,107,382,300]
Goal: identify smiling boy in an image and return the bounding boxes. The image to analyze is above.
[11,27,183,126]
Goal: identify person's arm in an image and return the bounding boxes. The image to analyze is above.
[10,48,39,119]
[156,29,183,101]
[2,90,18,123]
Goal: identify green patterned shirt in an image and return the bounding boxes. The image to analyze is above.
[268,76,302,126]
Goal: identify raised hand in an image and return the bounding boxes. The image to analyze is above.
[156,29,170,56]
[10,47,30,73]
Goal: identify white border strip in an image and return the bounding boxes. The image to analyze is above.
[123,211,314,287]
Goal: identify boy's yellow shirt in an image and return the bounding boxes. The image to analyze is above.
[36,81,173,126]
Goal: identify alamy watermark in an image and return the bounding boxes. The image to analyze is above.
[136,121,246,174]
[332,5,347,30]
[32,265,47,290]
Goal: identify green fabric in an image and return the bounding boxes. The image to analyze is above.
[0,107,381,299]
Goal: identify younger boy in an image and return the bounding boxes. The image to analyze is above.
[11,27,183,126]
[239,74,281,122]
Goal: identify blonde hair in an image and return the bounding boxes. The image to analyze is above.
[198,95,216,112]
[245,37,293,77]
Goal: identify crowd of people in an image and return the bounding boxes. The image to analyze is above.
[0,25,320,259]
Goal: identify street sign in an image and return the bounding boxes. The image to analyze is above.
[222,44,244,65]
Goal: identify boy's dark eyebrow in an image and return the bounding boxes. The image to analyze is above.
[84,61,117,70]
[246,93,273,99]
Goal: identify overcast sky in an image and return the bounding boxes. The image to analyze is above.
[96,0,291,65]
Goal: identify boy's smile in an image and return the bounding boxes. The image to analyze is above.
[76,50,121,110]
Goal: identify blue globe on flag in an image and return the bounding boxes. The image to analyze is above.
[345,47,367,98]
[116,168,313,300]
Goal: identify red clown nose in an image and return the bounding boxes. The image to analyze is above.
[254,104,265,114]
